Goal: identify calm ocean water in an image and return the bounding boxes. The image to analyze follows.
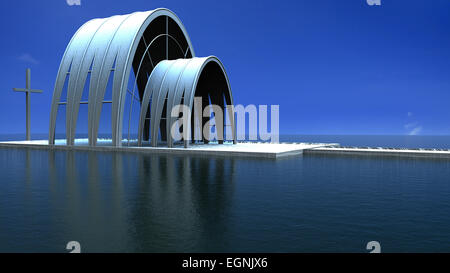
[0,135,449,252]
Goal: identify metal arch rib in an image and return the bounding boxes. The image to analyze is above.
[149,60,182,146]
[126,33,187,145]
[157,59,191,147]
[112,9,196,147]
[206,57,237,143]
[169,58,207,146]
[209,57,237,144]
[165,58,191,147]
[88,13,135,146]
[137,60,173,146]
[182,57,237,147]
[65,17,112,145]
[137,57,204,147]
[137,56,237,148]
[107,11,154,147]
[50,9,195,147]
[68,14,124,145]
[49,18,104,144]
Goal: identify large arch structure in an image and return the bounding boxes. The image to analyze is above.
[49,8,195,146]
[138,56,237,148]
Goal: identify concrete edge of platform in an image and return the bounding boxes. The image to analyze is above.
[0,141,317,159]
[305,147,450,159]
[4,141,450,159]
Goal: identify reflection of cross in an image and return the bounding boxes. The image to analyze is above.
[13,68,43,140]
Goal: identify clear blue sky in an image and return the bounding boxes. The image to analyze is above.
[1,0,449,135]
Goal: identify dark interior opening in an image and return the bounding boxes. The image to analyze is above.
[131,15,192,141]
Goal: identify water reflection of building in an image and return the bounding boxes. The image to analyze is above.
[47,150,235,252]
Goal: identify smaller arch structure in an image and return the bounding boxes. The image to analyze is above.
[138,56,237,147]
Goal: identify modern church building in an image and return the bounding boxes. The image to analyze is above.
[49,8,236,148]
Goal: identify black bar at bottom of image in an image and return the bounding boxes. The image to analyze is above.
[0,253,448,272]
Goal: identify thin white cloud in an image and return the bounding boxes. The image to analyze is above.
[405,112,421,135]
[66,0,81,6]
[18,53,39,65]
[404,122,417,129]
[408,126,422,136]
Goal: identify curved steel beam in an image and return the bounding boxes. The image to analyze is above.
[165,58,191,147]
[137,56,236,148]
[126,33,187,145]
[137,61,174,146]
[48,18,105,144]
[111,9,195,147]
[49,9,195,147]
[149,59,184,146]
[65,16,115,145]
[183,57,236,147]
[88,14,134,146]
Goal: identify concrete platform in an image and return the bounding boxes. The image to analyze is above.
[0,139,338,159]
[306,146,450,159]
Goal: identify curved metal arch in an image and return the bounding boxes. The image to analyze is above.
[66,15,130,146]
[137,58,201,147]
[87,13,135,146]
[48,18,106,144]
[167,57,208,146]
[165,58,192,147]
[49,9,195,147]
[182,56,236,147]
[126,33,188,145]
[137,56,236,148]
[111,9,195,147]
[149,59,191,146]
[137,60,175,146]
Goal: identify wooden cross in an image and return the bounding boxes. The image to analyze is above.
[13,68,43,141]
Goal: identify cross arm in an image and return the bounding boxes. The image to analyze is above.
[13,88,43,93]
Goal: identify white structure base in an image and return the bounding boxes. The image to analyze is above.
[0,140,337,159]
